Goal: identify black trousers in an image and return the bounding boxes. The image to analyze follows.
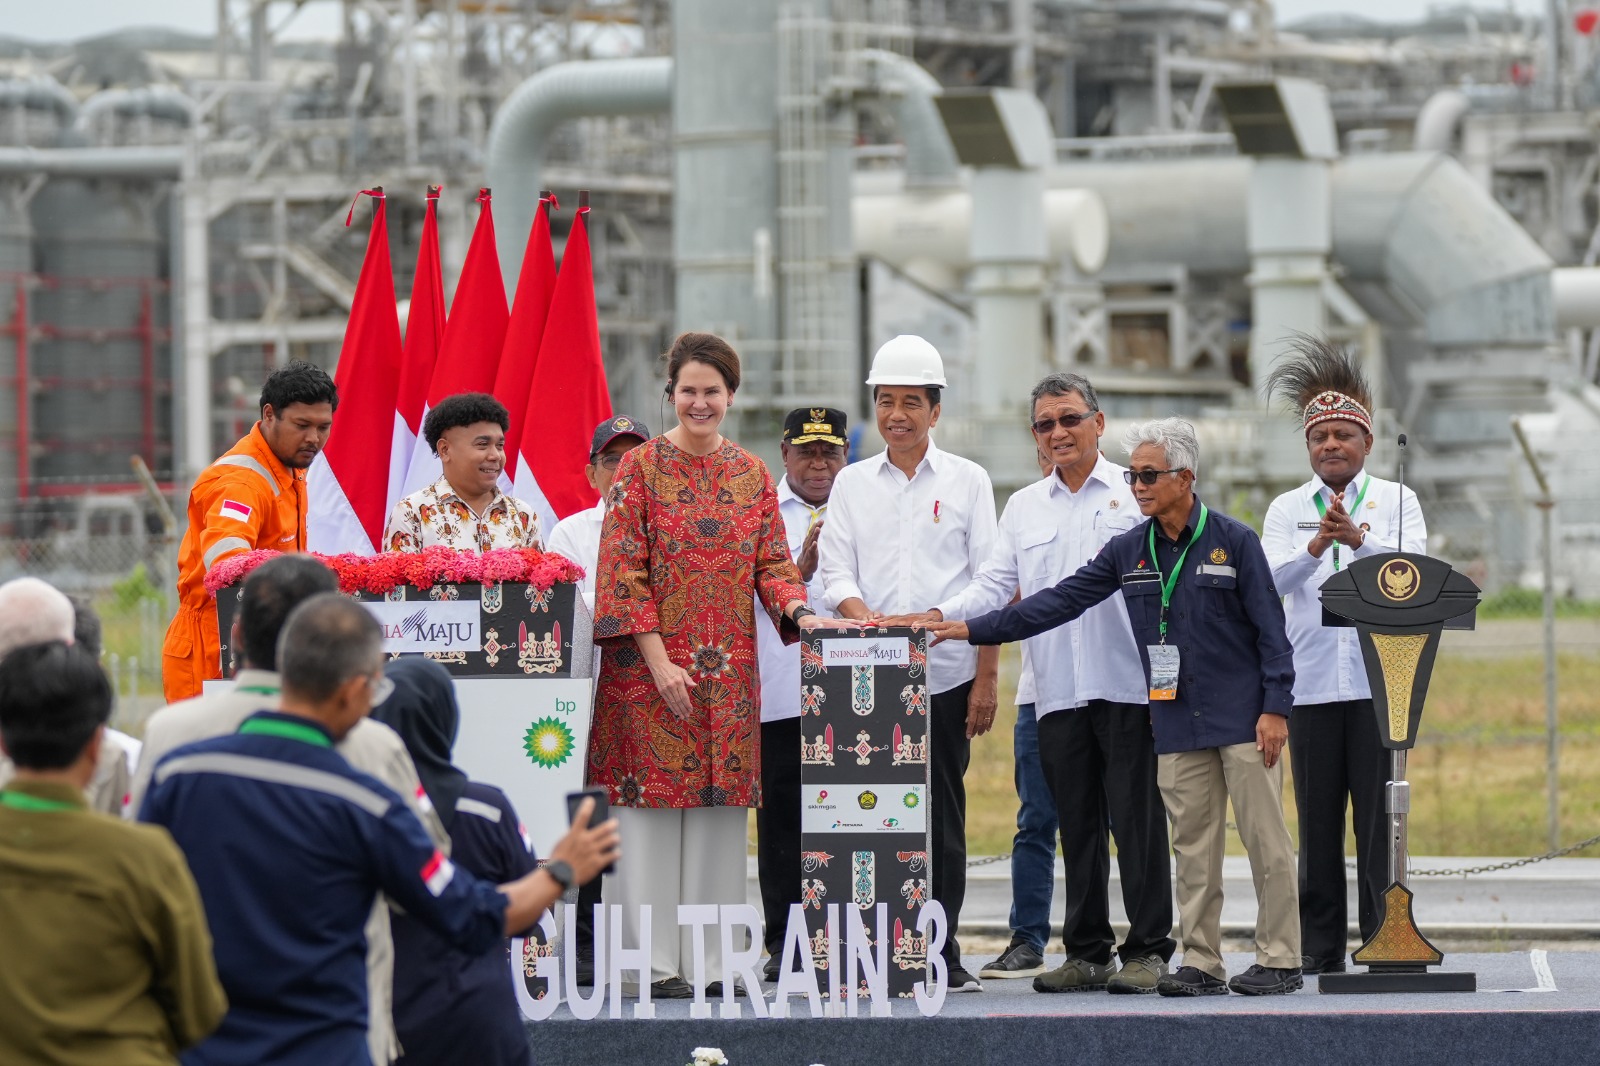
[756,717,803,955]
[930,680,973,968]
[573,875,602,972]
[1289,698,1389,961]
[1037,701,1175,965]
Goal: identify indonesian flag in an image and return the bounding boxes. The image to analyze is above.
[421,850,456,897]
[413,783,435,815]
[512,202,612,531]
[391,186,446,518]
[400,188,510,497]
[492,192,558,494]
[307,190,404,555]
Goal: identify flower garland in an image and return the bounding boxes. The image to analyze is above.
[204,546,585,596]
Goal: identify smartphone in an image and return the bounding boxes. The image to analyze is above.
[565,787,615,875]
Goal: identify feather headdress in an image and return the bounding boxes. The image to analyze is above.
[1264,334,1373,435]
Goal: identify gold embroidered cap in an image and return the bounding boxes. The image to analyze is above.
[783,406,848,447]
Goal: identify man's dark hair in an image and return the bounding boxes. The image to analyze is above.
[0,642,112,770]
[277,593,383,703]
[1029,372,1099,414]
[872,385,942,407]
[424,392,510,455]
[240,556,340,670]
[260,360,339,416]
[67,596,103,658]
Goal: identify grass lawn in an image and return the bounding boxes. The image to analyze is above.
[964,643,1600,859]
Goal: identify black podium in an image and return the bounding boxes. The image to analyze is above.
[1316,551,1480,994]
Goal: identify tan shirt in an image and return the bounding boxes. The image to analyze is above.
[130,670,449,1065]
[0,779,227,1065]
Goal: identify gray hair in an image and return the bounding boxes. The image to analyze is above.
[0,578,76,655]
[277,593,383,703]
[1029,372,1099,413]
[1121,417,1200,478]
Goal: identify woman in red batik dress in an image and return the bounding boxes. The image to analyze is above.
[588,331,848,999]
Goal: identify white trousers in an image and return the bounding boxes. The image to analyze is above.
[612,806,748,985]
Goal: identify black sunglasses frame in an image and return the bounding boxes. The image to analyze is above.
[1029,410,1098,435]
[1122,468,1185,486]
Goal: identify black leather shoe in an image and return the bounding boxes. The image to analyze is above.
[705,980,748,998]
[1156,965,1229,997]
[947,965,984,993]
[1301,955,1347,975]
[649,977,694,999]
[761,957,781,982]
[1228,964,1304,995]
[979,939,1047,979]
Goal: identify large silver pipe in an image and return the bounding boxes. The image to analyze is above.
[0,146,185,177]
[1413,89,1469,152]
[0,77,79,124]
[75,87,197,138]
[483,57,673,292]
[853,48,961,187]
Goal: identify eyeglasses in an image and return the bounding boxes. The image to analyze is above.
[1030,411,1097,435]
[368,674,395,707]
[1122,468,1184,486]
[594,453,625,470]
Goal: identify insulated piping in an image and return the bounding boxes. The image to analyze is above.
[75,87,197,141]
[0,77,79,124]
[0,146,184,177]
[852,49,961,187]
[484,57,673,292]
[1413,89,1470,152]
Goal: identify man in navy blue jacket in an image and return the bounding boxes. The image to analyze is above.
[142,594,620,1065]
[929,417,1301,998]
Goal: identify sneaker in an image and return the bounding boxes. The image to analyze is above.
[1301,955,1346,975]
[1106,954,1168,995]
[1227,964,1304,996]
[978,939,1047,979]
[1032,957,1115,993]
[649,976,695,999]
[948,965,984,993]
[1156,965,1229,997]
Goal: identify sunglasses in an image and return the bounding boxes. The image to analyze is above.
[1122,468,1184,486]
[1030,410,1097,435]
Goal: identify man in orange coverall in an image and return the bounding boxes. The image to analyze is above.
[162,362,339,701]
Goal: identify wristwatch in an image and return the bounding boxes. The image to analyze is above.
[791,605,816,623]
[544,859,575,892]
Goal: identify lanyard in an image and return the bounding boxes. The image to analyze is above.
[1313,475,1369,572]
[0,790,77,812]
[1146,504,1209,643]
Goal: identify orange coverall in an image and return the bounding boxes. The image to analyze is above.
[161,424,307,702]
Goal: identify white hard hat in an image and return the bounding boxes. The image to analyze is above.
[865,334,947,388]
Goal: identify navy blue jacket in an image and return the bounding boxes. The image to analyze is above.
[140,712,510,1066]
[966,498,1294,754]
[391,781,536,1066]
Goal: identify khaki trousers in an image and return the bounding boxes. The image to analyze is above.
[1157,741,1301,978]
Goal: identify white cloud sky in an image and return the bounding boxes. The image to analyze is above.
[2,0,1554,43]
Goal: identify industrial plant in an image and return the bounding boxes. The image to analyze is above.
[2,0,1597,595]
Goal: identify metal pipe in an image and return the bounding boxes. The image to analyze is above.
[483,57,672,292]
[13,282,27,503]
[1511,415,1560,851]
[0,147,185,178]
[1413,89,1469,152]
[853,49,961,187]
[1389,750,1409,887]
[0,77,79,124]
[75,87,197,138]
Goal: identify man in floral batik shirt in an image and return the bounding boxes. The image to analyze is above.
[384,393,543,553]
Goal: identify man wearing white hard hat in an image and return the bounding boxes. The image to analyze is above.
[817,335,999,993]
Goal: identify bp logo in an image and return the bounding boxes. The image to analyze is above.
[523,717,575,769]
[902,791,920,809]
[858,790,879,810]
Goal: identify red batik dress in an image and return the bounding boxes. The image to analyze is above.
[588,437,807,809]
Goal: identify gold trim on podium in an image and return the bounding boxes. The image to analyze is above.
[1352,883,1444,968]
[1369,632,1429,744]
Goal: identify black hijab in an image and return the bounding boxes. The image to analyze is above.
[372,658,469,829]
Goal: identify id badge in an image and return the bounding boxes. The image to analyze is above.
[1148,644,1179,701]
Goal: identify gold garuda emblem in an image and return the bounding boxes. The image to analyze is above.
[1379,559,1420,602]
[1209,547,1227,564]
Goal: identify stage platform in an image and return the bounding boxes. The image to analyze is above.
[529,951,1600,1066]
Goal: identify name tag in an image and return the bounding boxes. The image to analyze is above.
[1197,564,1236,577]
[1121,571,1159,583]
[1296,521,1321,530]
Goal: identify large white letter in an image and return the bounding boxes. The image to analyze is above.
[512,912,560,1021]
[846,902,891,1017]
[677,903,719,1020]
[609,903,655,1019]
[914,900,947,1017]
[717,903,769,1019]
[563,901,605,1019]
[772,903,824,1019]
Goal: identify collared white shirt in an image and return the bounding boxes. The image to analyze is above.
[545,499,606,614]
[757,477,830,723]
[935,453,1147,716]
[383,476,542,553]
[818,437,997,694]
[1263,472,1426,705]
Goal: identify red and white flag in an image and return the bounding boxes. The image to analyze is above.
[512,202,613,531]
[399,188,510,497]
[390,186,446,520]
[421,850,456,897]
[307,189,404,555]
[493,192,558,494]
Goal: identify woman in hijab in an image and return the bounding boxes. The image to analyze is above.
[373,658,535,1066]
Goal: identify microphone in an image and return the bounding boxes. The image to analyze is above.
[1396,434,1407,552]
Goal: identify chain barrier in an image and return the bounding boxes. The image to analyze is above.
[972,829,1600,874]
